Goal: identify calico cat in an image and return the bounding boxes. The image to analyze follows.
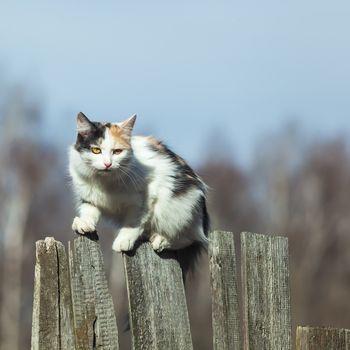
[69,112,209,254]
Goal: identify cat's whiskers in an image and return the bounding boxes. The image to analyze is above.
[119,162,145,184]
[126,170,143,190]
[115,168,128,188]
[122,163,146,184]
[123,170,143,189]
[118,166,141,191]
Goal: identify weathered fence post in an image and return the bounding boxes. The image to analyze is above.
[123,242,193,350]
[68,232,119,350]
[296,326,350,350]
[31,237,74,350]
[241,232,292,350]
[209,231,241,350]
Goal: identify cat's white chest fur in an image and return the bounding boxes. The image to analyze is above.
[72,169,145,222]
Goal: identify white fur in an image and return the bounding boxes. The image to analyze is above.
[69,135,207,252]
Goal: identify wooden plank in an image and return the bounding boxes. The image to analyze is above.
[69,233,119,350]
[31,238,59,350]
[241,232,291,350]
[31,237,74,350]
[209,231,241,350]
[56,240,75,350]
[296,326,350,350]
[123,242,193,350]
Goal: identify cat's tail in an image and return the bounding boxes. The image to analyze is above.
[176,242,207,282]
[177,196,210,281]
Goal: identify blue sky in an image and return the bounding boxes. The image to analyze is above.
[1,0,350,166]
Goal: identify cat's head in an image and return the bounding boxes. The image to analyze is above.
[74,112,136,173]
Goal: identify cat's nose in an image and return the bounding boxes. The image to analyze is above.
[104,162,112,169]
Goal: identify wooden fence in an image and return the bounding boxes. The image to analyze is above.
[31,231,349,350]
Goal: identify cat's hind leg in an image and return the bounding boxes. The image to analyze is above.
[150,233,172,252]
[150,233,196,252]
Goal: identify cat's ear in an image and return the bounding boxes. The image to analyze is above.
[77,112,94,136]
[120,114,137,137]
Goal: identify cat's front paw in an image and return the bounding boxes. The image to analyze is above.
[112,236,137,252]
[112,227,142,252]
[72,217,96,234]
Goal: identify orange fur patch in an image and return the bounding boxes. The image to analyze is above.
[109,125,131,148]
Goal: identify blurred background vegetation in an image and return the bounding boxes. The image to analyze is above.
[1,1,350,349]
[1,83,350,349]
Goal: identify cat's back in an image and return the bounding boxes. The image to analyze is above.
[131,135,206,194]
[131,135,208,242]
[131,135,173,166]
[131,135,190,174]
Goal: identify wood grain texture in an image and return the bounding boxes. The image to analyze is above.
[69,233,119,350]
[241,232,291,350]
[123,242,193,350]
[209,231,241,350]
[31,237,74,350]
[296,326,350,350]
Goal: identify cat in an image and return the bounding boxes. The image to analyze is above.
[69,112,209,254]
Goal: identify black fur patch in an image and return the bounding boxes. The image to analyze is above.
[200,195,210,236]
[170,173,201,196]
[80,199,93,205]
[148,141,205,196]
[74,121,106,152]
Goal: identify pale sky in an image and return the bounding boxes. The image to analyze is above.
[1,0,350,166]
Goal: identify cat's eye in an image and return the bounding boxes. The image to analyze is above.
[113,149,123,155]
[91,147,101,154]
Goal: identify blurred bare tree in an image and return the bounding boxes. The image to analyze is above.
[0,86,67,350]
[252,126,350,334]
[0,87,39,350]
